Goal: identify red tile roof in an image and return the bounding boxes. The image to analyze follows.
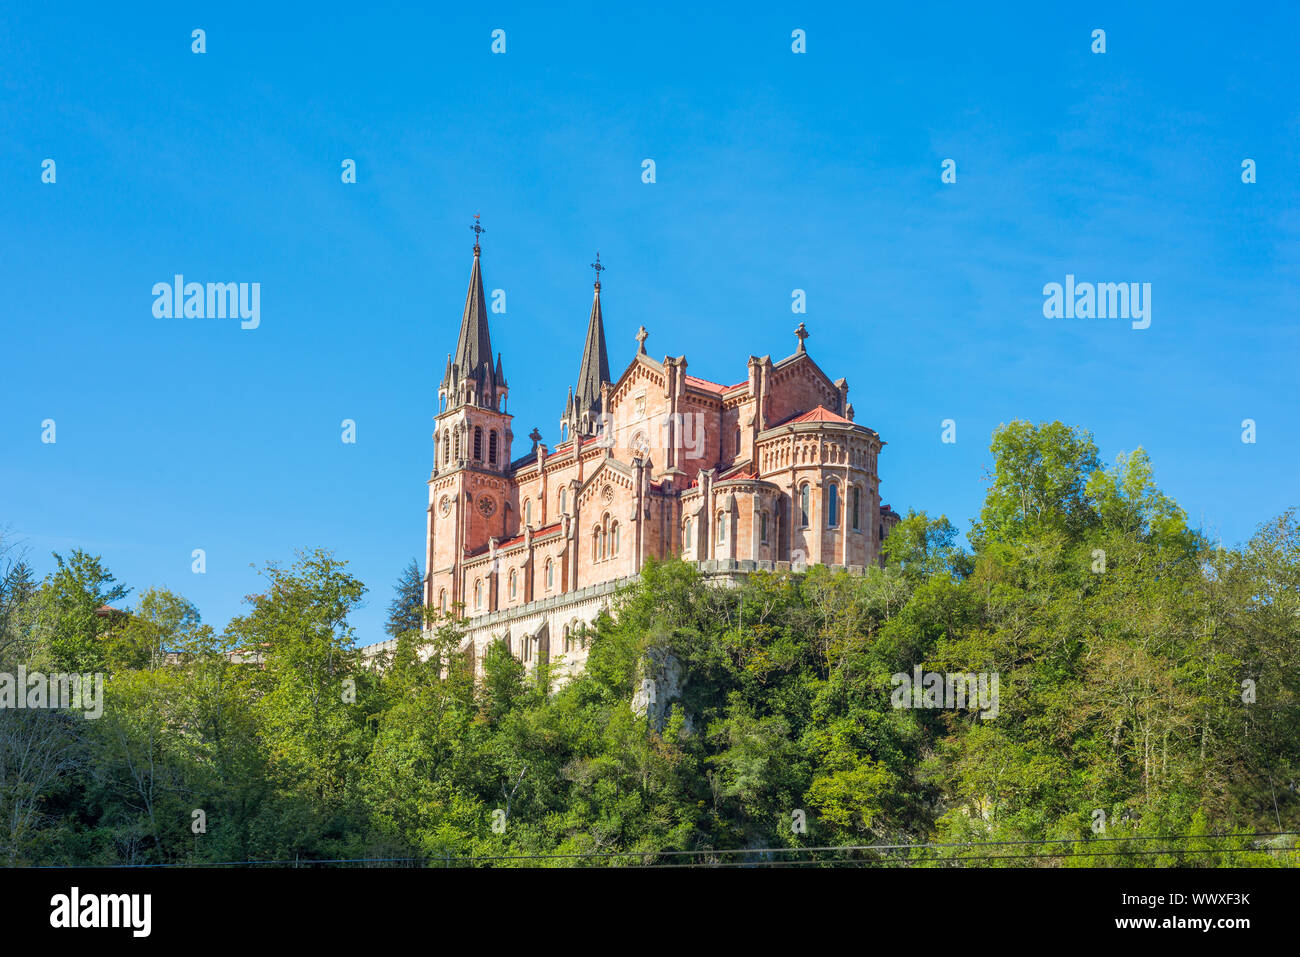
[466,522,563,557]
[684,375,748,395]
[780,405,855,426]
[549,435,603,454]
[684,375,726,394]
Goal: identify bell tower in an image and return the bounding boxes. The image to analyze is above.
[425,219,514,616]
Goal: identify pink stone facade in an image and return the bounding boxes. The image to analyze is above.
[422,245,900,675]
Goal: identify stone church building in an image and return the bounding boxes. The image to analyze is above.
[418,234,900,677]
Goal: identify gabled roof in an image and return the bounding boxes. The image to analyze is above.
[581,455,634,483]
[719,459,755,480]
[608,352,667,399]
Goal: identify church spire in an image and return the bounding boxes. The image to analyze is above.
[450,217,496,407]
[573,253,610,431]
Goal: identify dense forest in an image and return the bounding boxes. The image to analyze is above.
[2,420,1297,866]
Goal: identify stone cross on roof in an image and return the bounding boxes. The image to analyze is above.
[794,321,810,353]
[635,325,648,354]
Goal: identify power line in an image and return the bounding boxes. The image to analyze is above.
[642,845,1299,868]
[444,831,1300,864]
[36,831,1297,868]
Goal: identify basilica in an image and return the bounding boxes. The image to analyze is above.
[421,230,900,675]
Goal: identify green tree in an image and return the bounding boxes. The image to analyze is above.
[971,420,1100,549]
[224,549,371,828]
[108,588,203,670]
[881,509,970,582]
[385,559,424,639]
[32,550,130,673]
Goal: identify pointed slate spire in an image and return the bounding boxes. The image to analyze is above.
[441,353,453,392]
[453,242,494,394]
[573,255,610,427]
[495,352,507,389]
[561,385,575,440]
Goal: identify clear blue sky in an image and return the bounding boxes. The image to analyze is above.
[3,2,1297,645]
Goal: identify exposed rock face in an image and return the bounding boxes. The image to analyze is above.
[631,646,683,732]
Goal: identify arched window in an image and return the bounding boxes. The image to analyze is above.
[735,428,742,455]
[799,484,810,527]
[828,483,839,527]
[453,430,461,461]
[599,527,607,560]
[559,487,567,514]
[592,529,600,562]
[473,427,483,460]
[473,579,482,610]
[489,430,498,465]
[545,559,553,590]
[524,499,532,526]
[760,511,769,543]
[442,430,450,466]
[438,589,447,614]
[852,486,861,530]
[611,522,620,556]
[684,517,692,551]
[508,569,517,600]
[716,511,727,543]
[563,624,570,653]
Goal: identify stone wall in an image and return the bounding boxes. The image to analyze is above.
[361,560,875,680]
